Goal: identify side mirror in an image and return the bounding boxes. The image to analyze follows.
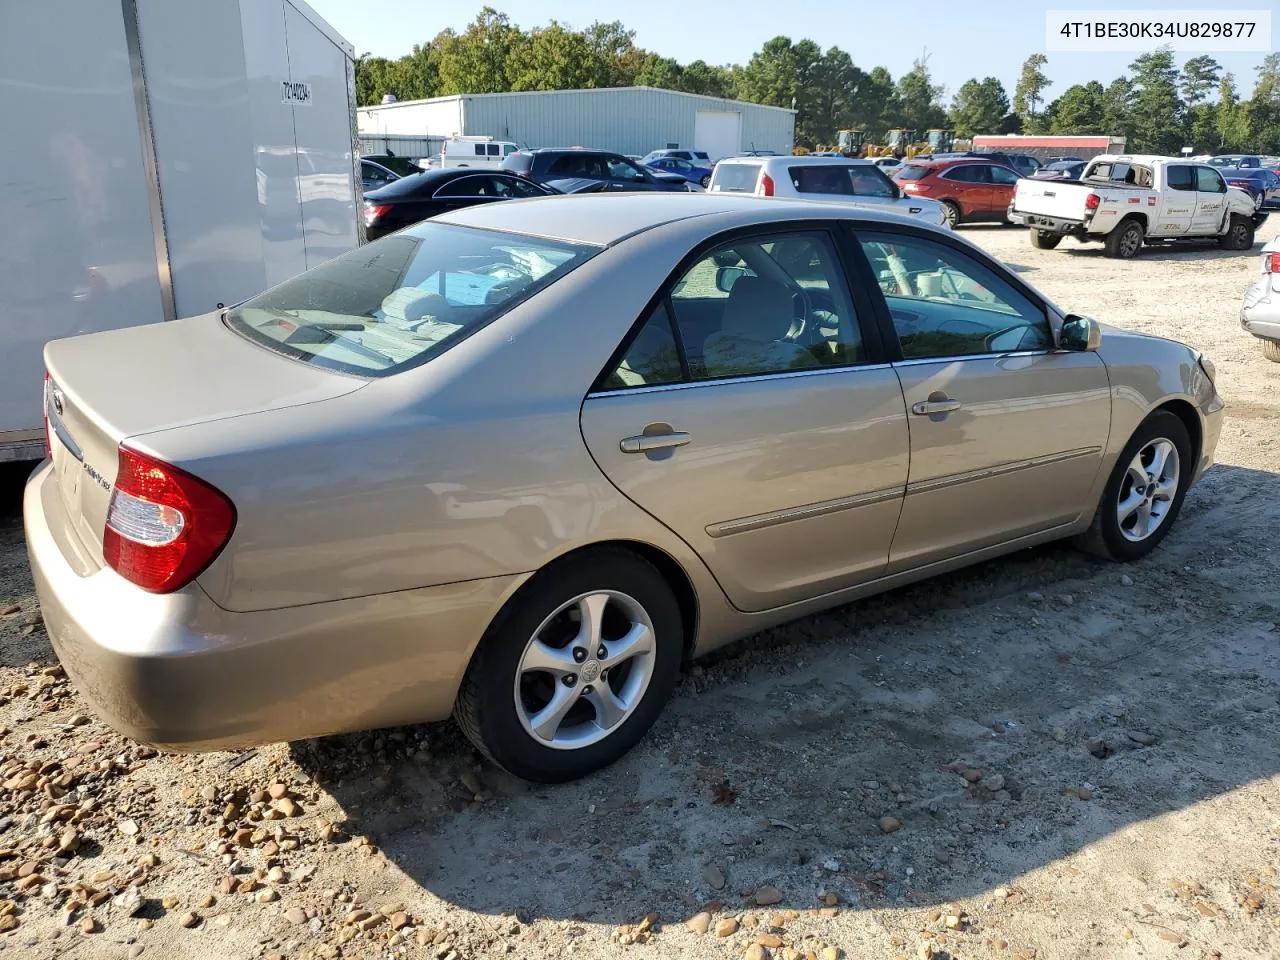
[1059,314,1101,351]
[716,266,747,294]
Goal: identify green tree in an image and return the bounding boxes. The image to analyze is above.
[894,56,947,133]
[857,66,896,138]
[434,9,524,94]
[1248,53,1280,152]
[1013,53,1051,127]
[948,76,1009,136]
[1049,81,1104,133]
[1179,55,1221,106]
[634,53,683,90]
[737,36,801,108]
[680,60,736,98]
[1101,77,1136,145]
[1217,72,1247,150]
[1127,47,1185,153]
[582,20,638,87]
[508,23,592,91]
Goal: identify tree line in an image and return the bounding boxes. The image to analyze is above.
[355,8,1280,154]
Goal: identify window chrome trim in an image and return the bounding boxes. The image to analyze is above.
[892,349,1052,367]
[585,361,895,398]
[706,487,903,538]
[906,446,1102,496]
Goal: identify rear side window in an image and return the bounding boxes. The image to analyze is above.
[1166,166,1196,191]
[1196,167,1226,192]
[473,144,486,156]
[790,165,897,198]
[896,164,931,181]
[226,224,597,377]
[710,163,763,193]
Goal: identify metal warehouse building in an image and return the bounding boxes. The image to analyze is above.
[357,87,796,161]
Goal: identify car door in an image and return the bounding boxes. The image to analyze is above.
[432,174,508,212]
[987,164,1021,213]
[580,228,910,613]
[852,227,1111,572]
[1155,164,1197,235]
[1192,166,1230,234]
[941,165,993,216]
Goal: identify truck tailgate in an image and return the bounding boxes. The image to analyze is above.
[1013,179,1096,221]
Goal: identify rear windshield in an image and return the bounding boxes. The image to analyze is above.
[225,224,597,377]
[1085,161,1152,186]
[710,162,762,193]
[789,165,897,197]
[895,164,932,181]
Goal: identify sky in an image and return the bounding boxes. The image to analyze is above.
[311,0,1273,103]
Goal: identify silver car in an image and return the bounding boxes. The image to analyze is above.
[26,194,1224,782]
[1242,236,1280,361]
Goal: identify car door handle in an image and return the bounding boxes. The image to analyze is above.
[620,431,691,454]
[911,399,962,416]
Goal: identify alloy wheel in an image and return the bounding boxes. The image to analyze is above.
[1119,226,1142,258]
[513,591,656,750]
[1116,439,1180,542]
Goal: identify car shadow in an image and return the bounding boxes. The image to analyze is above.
[292,460,1280,924]
[1057,241,1263,263]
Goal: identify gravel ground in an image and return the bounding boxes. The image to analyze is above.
[1,219,1279,960]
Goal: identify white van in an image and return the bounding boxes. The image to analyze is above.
[708,155,948,227]
[441,137,519,169]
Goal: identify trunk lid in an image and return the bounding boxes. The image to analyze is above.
[43,312,365,557]
[1013,178,1098,220]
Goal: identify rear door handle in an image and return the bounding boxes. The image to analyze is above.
[620,431,691,454]
[911,399,962,416]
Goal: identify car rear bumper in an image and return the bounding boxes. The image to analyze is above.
[1009,208,1088,233]
[24,461,522,751]
[1242,278,1280,342]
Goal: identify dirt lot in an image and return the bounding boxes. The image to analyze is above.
[1,219,1279,960]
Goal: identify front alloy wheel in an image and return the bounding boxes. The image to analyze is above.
[1115,439,1179,543]
[454,549,683,782]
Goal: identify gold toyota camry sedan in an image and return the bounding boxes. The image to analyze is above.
[26,194,1223,782]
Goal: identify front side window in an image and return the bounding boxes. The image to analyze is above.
[434,175,495,198]
[1196,167,1227,193]
[858,232,1051,359]
[608,157,646,181]
[226,224,596,377]
[669,232,864,380]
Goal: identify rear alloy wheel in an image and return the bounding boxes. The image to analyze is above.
[700,175,711,188]
[1218,214,1254,251]
[1075,411,1192,562]
[1262,339,1280,363]
[941,201,961,229]
[1029,228,1062,249]
[1104,219,1144,258]
[454,549,683,782]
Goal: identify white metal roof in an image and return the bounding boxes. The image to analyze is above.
[359,86,797,115]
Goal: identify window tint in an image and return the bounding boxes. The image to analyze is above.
[226,224,596,377]
[858,232,1051,359]
[473,144,486,157]
[710,163,763,193]
[1166,165,1196,191]
[989,165,1020,185]
[944,165,986,183]
[669,232,865,380]
[895,164,932,181]
[1196,167,1226,192]
[602,303,684,389]
[790,165,896,197]
[434,175,495,198]
[487,144,500,156]
[608,156,646,180]
[503,144,518,156]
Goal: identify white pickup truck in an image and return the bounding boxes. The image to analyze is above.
[1009,154,1266,258]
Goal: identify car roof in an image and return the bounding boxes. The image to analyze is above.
[432,192,942,247]
[716,155,876,168]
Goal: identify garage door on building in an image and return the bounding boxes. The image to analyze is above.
[694,110,742,162]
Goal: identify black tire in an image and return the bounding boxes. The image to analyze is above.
[941,200,961,228]
[700,175,711,188]
[1262,339,1280,363]
[1104,219,1144,259]
[454,548,684,783]
[1029,228,1062,249]
[1218,214,1254,251]
[1075,410,1193,562]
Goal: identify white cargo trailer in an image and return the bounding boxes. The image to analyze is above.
[0,0,362,462]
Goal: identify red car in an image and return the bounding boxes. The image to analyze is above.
[893,158,1022,228]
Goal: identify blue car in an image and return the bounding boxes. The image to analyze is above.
[643,155,714,188]
[1222,167,1280,208]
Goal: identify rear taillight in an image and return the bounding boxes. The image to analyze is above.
[1229,180,1250,188]
[103,446,236,594]
[761,173,775,197]
[1085,193,1101,211]
[363,203,390,228]
[42,371,51,460]
[1266,252,1280,274]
